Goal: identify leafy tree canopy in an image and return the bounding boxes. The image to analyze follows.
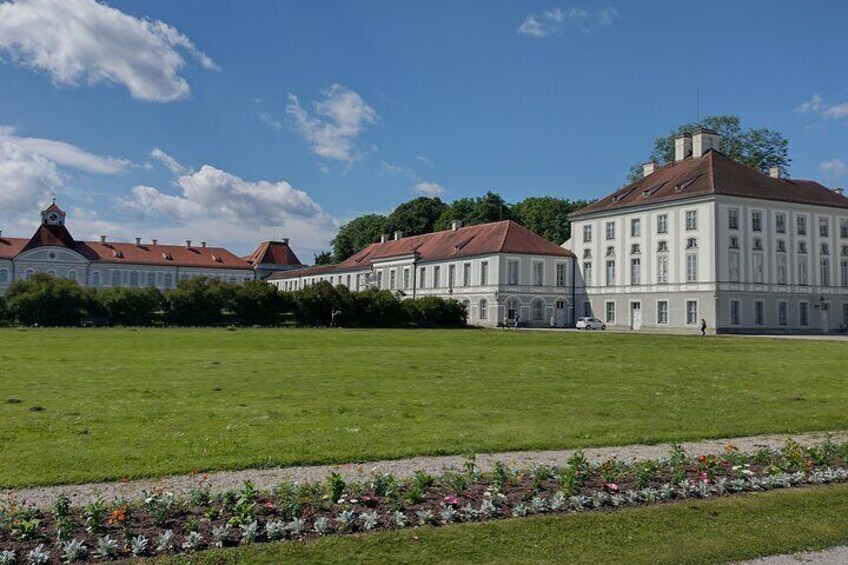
[331,213,388,263]
[313,251,334,265]
[384,196,447,237]
[511,196,592,244]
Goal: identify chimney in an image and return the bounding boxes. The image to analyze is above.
[281,238,289,245]
[674,133,692,162]
[691,128,720,158]
[380,234,389,243]
[451,220,463,231]
[100,235,107,244]
[642,161,657,177]
[393,230,403,240]
[186,240,192,249]
[769,166,781,179]
[135,237,141,246]
[152,239,158,245]
[201,241,207,248]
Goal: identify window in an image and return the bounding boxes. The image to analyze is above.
[432,266,440,288]
[389,269,397,290]
[164,273,174,288]
[605,222,616,240]
[532,300,545,322]
[753,237,763,251]
[111,270,121,286]
[0,269,7,284]
[841,220,848,239]
[582,302,592,318]
[347,274,352,288]
[775,213,786,234]
[844,304,848,327]
[583,249,591,258]
[583,262,592,286]
[630,244,641,254]
[657,301,668,324]
[507,298,519,320]
[556,264,566,287]
[729,252,740,282]
[686,238,697,249]
[630,218,641,237]
[820,218,830,237]
[842,259,848,287]
[448,265,456,288]
[480,262,489,286]
[91,271,101,286]
[418,267,426,289]
[776,240,786,252]
[797,215,807,235]
[799,261,809,286]
[24,268,34,280]
[479,299,488,320]
[777,255,787,285]
[147,272,156,286]
[755,301,765,325]
[462,263,471,287]
[66,270,77,282]
[778,302,788,326]
[753,253,764,283]
[799,241,808,254]
[657,241,668,253]
[685,210,697,230]
[532,262,543,286]
[630,258,641,285]
[730,300,741,325]
[686,254,698,282]
[800,302,809,327]
[657,255,669,284]
[821,258,830,286]
[729,236,739,249]
[605,260,615,287]
[686,301,698,325]
[377,270,384,289]
[605,301,615,323]
[507,260,519,285]
[752,211,762,232]
[821,243,830,256]
[657,214,668,234]
[843,245,848,257]
[606,246,615,257]
[728,208,740,230]
[583,225,592,242]
[403,269,411,290]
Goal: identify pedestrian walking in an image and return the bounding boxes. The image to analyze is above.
[700,318,707,336]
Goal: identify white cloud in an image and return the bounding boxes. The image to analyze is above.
[0,140,62,219]
[796,94,848,121]
[0,125,131,174]
[822,103,848,120]
[415,155,434,167]
[150,147,192,176]
[820,159,847,177]
[518,7,611,38]
[287,84,378,163]
[0,0,217,102]
[796,94,823,114]
[257,111,283,130]
[413,181,447,197]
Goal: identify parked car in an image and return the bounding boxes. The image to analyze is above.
[576,317,606,330]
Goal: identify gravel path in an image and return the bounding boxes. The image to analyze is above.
[735,546,848,564]
[11,430,848,510]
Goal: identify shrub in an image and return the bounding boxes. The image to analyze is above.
[4,274,86,326]
[232,281,290,326]
[96,287,164,326]
[165,277,236,326]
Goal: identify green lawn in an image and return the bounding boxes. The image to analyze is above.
[153,484,848,564]
[1,328,847,487]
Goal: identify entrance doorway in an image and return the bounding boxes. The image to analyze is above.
[630,301,642,330]
[555,299,567,327]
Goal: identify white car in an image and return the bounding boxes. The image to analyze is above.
[576,317,606,330]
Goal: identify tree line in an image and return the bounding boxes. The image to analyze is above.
[0,274,466,328]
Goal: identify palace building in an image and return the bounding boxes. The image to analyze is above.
[0,202,303,291]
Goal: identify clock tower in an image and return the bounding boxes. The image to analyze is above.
[41,200,66,226]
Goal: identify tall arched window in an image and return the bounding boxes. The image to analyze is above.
[24,268,35,280]
[67,270,77,282]
[0,269,8,284]
[46,268,57,277]
[91,271,101,286]
[507,298,519,320]
[479,298,488,320]
[532,299,545,322]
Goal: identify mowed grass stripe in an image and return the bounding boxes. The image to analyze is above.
[1,328,847,486]
[151,484,848,564]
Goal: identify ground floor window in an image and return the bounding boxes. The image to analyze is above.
[843,303,848,326]
[582,301,591,317]
[800,302,809,326]
[778,301,788,326]
[730,300,740,325]
[657,301,668,324]
[479,299,488,320]
[507,298,519,320]
[532,299,545,322]
[605,301,615,324]
[686,300,698,325]
[754,301,765,325]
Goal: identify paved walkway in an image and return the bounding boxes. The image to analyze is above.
[735,546,848,564]
[11,430,848,510]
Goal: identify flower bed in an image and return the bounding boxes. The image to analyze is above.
[2,439,848,564]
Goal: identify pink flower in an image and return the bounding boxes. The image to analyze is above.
[605,483,619,492]
[700,472,710,484]
[264,502,274,510]
[444,495,459,506]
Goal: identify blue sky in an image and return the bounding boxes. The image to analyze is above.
[1,0,847,258]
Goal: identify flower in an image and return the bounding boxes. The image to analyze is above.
[605,483,619,492]
[443,495,459,506]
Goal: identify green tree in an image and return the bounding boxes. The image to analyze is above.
[384,196,447,236]
[165,277,236,326]
[96,287,164,326]
[512,196,592,244]
[434,192,512,231]
[313,251,334,265]
[628,115,791,181]
[0,293,10,326]
[4,273,86,326]
[232,280,289,326]
[331,214,387,262]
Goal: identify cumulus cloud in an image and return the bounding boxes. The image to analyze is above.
[820,159,847,177]
[0,140,62,218]
[518,7,616,37]
[413,181,447,197]
[0,0,218,102]
[287,84,378,163]
[0,125,131,174]
[150,147,192,176]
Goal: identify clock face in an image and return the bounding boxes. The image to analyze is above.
[46,212,59,223]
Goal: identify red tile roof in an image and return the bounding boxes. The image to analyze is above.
[23,224,77,251]
[572,150,848,217]
[269,220,573,280]
[243,241,302,267]
[0,237,29,260]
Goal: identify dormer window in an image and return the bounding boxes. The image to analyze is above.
[753,238,763,251]
[729,236,739,249]
[112,250,123,258]
[657,241,668,253]
[686,238,698,250]
[630,244,641,254]
[212,254,223,263]
[162,252,173,260]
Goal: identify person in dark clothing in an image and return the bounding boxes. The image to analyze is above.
[700,318,707,336]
